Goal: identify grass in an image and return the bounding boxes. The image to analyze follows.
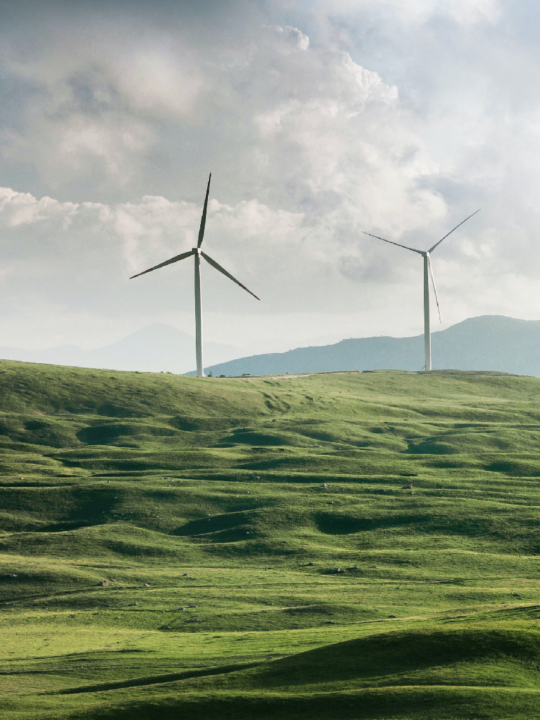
[1,360,540,717]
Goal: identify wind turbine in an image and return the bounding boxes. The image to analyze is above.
[130,174,260,377]
[362,209,480,371]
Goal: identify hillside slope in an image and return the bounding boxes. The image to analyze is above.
[1,361,540,718]
[199,315,540,377]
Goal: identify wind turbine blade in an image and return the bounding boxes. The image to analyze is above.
[362,231,423,255]
[201,251,260,300]
[429,209,481,253]
[427,255,442,324]
[197,173,212,248]
[130,249,195,279]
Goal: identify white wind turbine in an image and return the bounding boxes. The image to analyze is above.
[362,209,480,371]
[130,174,260,377]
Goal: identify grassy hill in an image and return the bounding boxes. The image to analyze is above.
[199,315,540,377]
[1,360,540,718]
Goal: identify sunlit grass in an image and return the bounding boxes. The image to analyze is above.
[1,361,540,717]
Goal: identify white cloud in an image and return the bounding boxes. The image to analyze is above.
[276,25,311,51]
[0,0,539,357]
[0,187,77,228]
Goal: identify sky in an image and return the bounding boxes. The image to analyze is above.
[0,0,539,355]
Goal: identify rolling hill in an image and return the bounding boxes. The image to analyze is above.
[1,360,540,718]
[198,315,540,377]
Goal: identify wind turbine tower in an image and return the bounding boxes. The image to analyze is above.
[363,210,480,371]
[130,174,260,377]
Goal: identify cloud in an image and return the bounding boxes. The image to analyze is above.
[0,0,540,356]
[276,25,311,51]
[307,0,502,29]
[0,5,442,219]
[444,0,502,26]
[0,187,77,228]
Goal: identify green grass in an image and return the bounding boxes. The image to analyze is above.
[1,360,540,718]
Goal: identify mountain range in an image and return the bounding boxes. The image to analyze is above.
[3,315,540,377]
[197,315,540,377]
[0,324,240,374]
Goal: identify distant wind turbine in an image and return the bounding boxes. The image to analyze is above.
[130,174,260,377]
[362,209,481,371]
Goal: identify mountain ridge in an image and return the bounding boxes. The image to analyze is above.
[0,323,240,374]
[195,315,540,377]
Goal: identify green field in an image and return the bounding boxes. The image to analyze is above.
[1,361,540,719]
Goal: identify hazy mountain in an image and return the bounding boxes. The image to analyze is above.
[197,316,540,377]
[4,316,540,377]
[0,323,240,374]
